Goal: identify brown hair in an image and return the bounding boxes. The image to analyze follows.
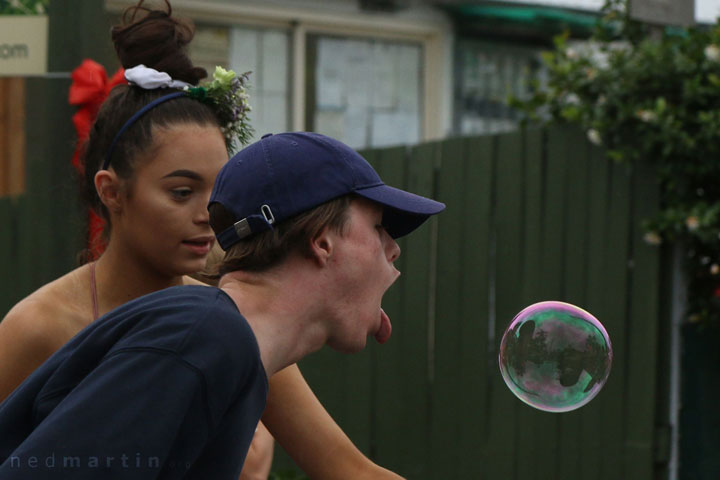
[208,196,354,275]
[189,243,225,286]
[79,0,220,255]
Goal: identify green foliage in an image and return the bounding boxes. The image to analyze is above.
[0,0,48,15]
[511,0,720,326]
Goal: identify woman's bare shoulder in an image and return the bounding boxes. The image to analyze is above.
[1,265,91,350]
[0,266,93,400]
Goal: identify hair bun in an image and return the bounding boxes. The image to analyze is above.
[111,1,206,85]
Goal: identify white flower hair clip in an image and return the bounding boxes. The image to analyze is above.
[124,64,192,90]
[106,66,254,169]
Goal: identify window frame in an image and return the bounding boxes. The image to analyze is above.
[105,0,450,141]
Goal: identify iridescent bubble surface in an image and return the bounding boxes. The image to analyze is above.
[498,301,612,413]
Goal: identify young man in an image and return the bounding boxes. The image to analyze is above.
[0,132,445,479]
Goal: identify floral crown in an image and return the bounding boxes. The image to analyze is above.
[104,65,253,170]
[184,66,254,151]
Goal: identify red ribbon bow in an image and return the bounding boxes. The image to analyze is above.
[69,59,127,259]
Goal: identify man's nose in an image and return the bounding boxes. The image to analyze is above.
[386,234,401,262]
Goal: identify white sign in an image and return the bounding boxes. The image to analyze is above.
[0,15,49,76]
[630,0,695,26]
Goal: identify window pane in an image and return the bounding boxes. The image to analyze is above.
[310,35,423,149]
[190,24,291,142]
[230,26,291,139]
[455,40,543,135]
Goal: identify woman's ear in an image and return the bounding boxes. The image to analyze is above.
[94,170,123,214]
[309,226,334,267]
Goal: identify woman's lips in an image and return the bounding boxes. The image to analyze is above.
[182,238,213,255]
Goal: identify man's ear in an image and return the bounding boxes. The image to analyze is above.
[309,226,335,267]
[94,170,123,214]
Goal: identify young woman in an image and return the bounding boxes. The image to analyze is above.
[0,2,403,480]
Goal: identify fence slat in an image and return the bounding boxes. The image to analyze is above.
[456,135,494,479]
[429,137,471,479]
[600,161,633,479]
[0,78,8,195]
[580,143,611,480]
[486,130,524,480]
[624,160,662,478]
[527,125,570,479]
[393,142,437,477]
[556,128,591,479]
[514,127,547,480]
[0,198,19,316]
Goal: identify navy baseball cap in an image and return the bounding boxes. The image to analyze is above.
[209,132,446,250]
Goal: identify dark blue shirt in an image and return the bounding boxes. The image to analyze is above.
[0,285,268,479]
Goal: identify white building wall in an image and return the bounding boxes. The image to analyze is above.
[108,0,453,147]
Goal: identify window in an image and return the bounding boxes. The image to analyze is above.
[307,35,423,149]
[189,11,438,149]
[229,27,291,139]
[454,40,544,136]
[190,25,291,140]
[0,77,26,196]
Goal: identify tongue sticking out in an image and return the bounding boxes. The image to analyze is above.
[374,308,393,344]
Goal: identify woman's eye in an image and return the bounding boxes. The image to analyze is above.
[171,188,192,200]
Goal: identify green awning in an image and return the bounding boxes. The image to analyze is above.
[441,3,601,39]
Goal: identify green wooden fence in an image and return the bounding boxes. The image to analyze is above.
[289,126,667,479]
[0,76,84,317]
[0,124,668,479]
[0,0,115,316]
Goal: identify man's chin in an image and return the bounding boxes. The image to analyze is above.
[327,336,367,354]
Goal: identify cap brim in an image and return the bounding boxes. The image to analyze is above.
[355,184,446,239]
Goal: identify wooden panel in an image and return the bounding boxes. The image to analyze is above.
[580,142,611,480]
[392,141,436,477]
[515,127,547,480]
[456,135,494,479]
[0,78,26,197]
[0,78,7,195]
[486,130,525,480]
[27,77,80,284]
[557,128,591,479]
[7,78,26,196]
[522,125,568,479]
[599,160,633,478]
[624,160,661,478]
[429,137,470,479]
[0,198,19,315]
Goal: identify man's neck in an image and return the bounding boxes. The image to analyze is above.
[219,264,330,377]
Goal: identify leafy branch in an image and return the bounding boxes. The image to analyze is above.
[511,0,720,326]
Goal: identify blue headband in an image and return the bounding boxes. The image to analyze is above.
[103,91,187,170]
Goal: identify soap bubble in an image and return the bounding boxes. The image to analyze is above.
[498,301,612,413]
